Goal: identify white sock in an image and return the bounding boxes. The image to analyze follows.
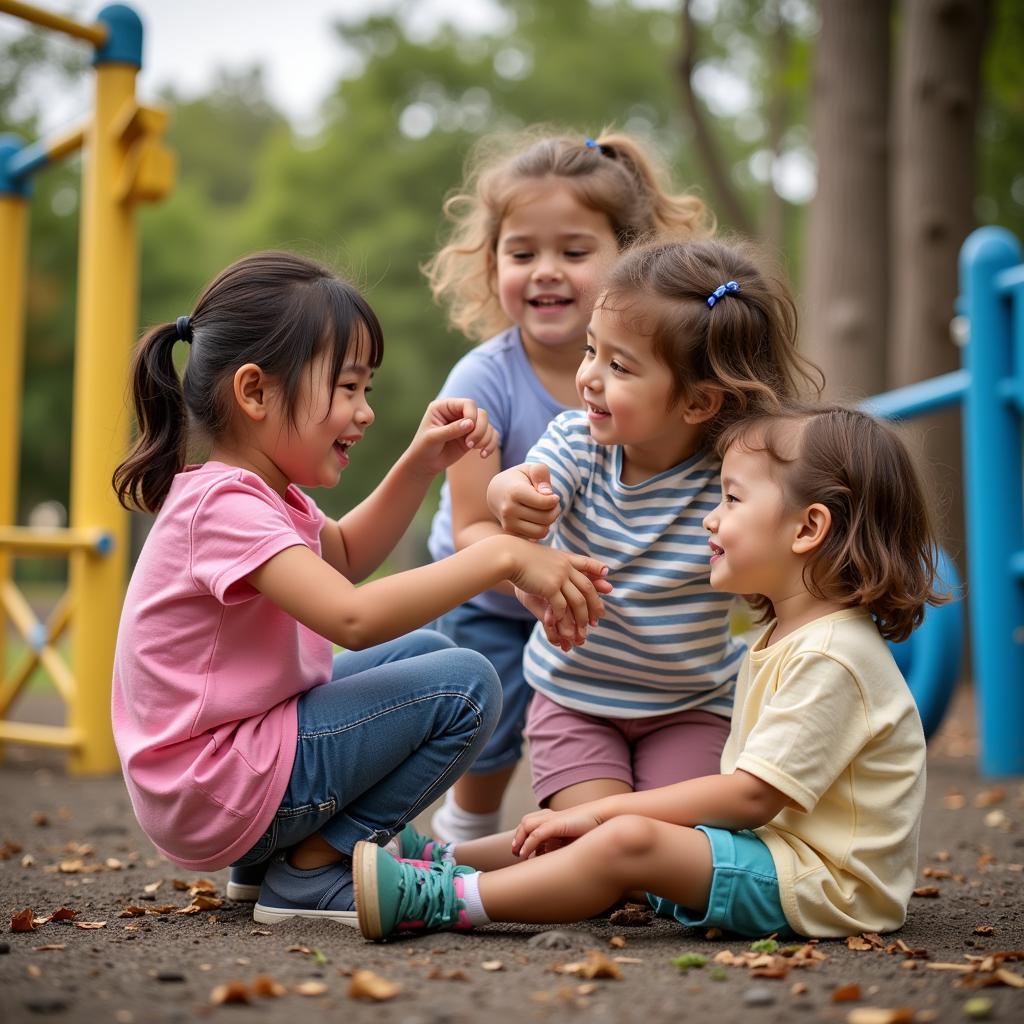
[458,870,490,926]
[431,790,502,843]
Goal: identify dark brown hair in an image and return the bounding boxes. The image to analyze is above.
[113,251,383,514]
[424,127,713,340]
[598,239,823,441]
[716,403,949,642]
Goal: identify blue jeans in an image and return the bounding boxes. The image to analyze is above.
[434,602,535,774]
[233,629,500,866]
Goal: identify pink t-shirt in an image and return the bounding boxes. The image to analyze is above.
[112,462,333,869]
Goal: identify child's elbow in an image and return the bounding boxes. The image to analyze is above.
[735,771,789,828]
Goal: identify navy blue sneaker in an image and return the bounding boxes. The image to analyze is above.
[252,856,357,927]
[226,862,269,902]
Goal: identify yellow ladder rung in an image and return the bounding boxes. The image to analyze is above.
[0,526,114,557]
[0,720,80,749]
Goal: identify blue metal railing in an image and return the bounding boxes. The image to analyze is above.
[862,226,1024,776]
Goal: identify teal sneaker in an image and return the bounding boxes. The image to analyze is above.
[353,840,475,941]
[394,822,455,865]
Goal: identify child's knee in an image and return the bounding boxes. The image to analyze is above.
[591,815,661,860]
[445,649,502,728]
[407,628,458,654]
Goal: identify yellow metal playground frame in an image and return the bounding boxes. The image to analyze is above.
[0,1,174,772]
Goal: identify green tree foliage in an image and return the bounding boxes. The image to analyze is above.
[4,0,1022,542]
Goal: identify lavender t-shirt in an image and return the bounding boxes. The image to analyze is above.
[427,327,569,619]
[112,463,333,869]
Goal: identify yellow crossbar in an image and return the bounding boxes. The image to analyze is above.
[0,1,107,47]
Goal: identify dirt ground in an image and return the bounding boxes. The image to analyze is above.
[1,686,1022,1024]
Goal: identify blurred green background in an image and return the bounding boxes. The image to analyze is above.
[2,0,1021,568]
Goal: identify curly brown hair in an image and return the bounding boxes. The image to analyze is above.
[716,404,950,642]
[423,126,713,341]
[597,238,824,443]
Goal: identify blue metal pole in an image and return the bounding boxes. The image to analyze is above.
[960,226,1024,776]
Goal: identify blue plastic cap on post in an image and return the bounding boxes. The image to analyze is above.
[93,5,143,68]
[0,134,32,198]
[960,225,1021,278]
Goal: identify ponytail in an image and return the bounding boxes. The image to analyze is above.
[113,323,188,513]
[594,131,713,242]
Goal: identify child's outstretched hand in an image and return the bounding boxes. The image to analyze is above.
[507,540,611,644]
[488,464,561,540]
[408,398,498,477]
[515,583,613,651]
[512,804,606,860]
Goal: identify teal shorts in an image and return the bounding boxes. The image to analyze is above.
[647,826,799,939]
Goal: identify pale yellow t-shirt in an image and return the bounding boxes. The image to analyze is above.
[722,607,926,937]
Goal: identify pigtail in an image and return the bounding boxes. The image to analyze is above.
[596,131,713,241]
[113,323,188,514]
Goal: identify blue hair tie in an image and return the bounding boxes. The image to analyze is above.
[706,280,740,308]
[584,137,599,150]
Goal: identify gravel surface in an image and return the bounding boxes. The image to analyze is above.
[2,687,1022,1024]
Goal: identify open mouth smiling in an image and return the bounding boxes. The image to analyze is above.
[709,541,724,564]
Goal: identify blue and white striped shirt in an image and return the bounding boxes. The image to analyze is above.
[523,410,742,719]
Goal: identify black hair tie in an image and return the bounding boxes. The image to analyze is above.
[175,315,193,343]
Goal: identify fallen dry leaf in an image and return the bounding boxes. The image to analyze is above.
[11,907,36,932]
[0,841,24,860]
[117,907,147,918]
[33,944,66,952]
[250,929,271,936]
[912,886,940,898]
[846,1009,916,1024]
[974,925,995,936]
[847,935,876,951]
[74,921,106,930]
[791,982,808,995]
[943,791,967,810]
[47,908,78,923]
[348,970,400,1001]
[210,981,250,1005]
[176,895,223,915]
[974,786,1006,808]
[480,960,504,971]
[250,975,286,998]
[553,950,622,979]
[993,968,1024,988]
[427,967,468,981]
[609,935,626,948]
[293,980,328,997]
[832,983,862,1002]
[143,881,162,894]
[608,902,653,926]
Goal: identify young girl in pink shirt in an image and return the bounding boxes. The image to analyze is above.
[111,251,610,927]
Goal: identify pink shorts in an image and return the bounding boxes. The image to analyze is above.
[525,691,731,806]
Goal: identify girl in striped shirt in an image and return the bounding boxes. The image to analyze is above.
[435,237,823,872]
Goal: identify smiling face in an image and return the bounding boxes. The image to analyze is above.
[702,442,804,600]
[576,302,709,478]
[495,180,619,356]
[264,330,375,492]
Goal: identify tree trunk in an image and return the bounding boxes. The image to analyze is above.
[762,0,790,255]
[802,0,891,399]
[677,1,754,237]
[888,0,990,558]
